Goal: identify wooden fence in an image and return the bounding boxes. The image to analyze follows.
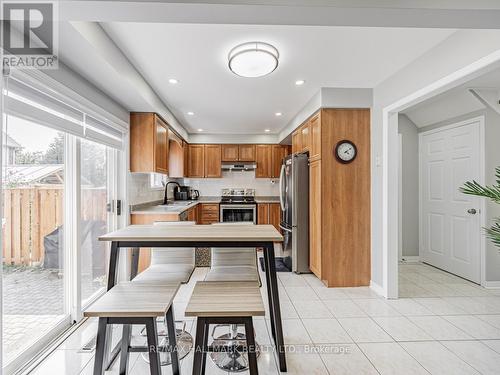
[2,186,106,266]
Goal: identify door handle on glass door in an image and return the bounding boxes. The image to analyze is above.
[467,208,477,214]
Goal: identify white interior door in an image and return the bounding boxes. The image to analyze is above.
[419,119,482,283]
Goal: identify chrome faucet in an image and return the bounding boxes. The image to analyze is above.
[163,181,180,205]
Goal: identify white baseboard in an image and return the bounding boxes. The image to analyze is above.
[400,256,420,263]
[370,280,385,297]
[483,281,500,289]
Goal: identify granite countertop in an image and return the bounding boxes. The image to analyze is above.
[130,196,280,214]
[130,196,221,215]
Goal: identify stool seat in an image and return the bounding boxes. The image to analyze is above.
[186,281,265,318]
[204,266,260,282]
[133,264,194,283]
[84,282,179,318]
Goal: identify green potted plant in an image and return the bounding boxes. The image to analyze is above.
[460,166,500,248]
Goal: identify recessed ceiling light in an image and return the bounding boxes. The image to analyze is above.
[264,129,271,133]
[228,42,279,78]
[275,112,282,117]
[187,111,195,116]
[168,78,178,84]
[197,128,203,132]
[295,80,305,86]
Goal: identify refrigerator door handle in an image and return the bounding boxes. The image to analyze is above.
[279,224,292,233]
[279,164,286,211]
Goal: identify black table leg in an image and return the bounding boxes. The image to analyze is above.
[264,242,287,372]
[165,306,180,375]
[130,247,140,280]
[107,241,120,291]
[93,318,109,375]
[146,317,161,375]
[244,318,259,375]
[193,317,206,375]
[118,324,132,375]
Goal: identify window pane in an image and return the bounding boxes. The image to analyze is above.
[80,139,108,304]
[2,115,67,365]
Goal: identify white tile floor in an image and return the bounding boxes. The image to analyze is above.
[26,261,500,375]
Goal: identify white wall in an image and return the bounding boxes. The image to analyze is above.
[186,171,279,196]
[398,114,419,257]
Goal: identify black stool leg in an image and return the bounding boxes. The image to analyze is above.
[165,307,180,375]
[119,324,132,375]
[93,318,109,375]
[145,318,161,375]
[193,317,207,375]
[244,318,259,375]
[201,320,209,375]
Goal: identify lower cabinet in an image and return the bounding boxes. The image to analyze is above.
[257,203,281,232]
[199,203,219,224]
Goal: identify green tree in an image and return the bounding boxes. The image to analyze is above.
[42,133,64,164]
[461,167,500,248]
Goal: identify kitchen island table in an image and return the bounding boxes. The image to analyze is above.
[98,223,287,372]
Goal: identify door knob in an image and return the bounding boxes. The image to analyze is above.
[467,208,477,214]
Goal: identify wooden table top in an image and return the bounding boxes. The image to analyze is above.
[185,281,265,317]
[99,224,283,243]
[83,282,180,318]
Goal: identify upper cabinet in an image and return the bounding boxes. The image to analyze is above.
[256,144,289,178]
[255,145,272,178]
[168,131,185,178]
[204,144,222,178]
[239,144,256,161]
[221,144,256,162]
[222,145,239,161]
[187,144,205,177]
[271,145,288,178]
[188,144,222,178]
[130,113,169,174]
[292,110,321,158]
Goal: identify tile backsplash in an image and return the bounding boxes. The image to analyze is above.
[186,171,279,196]
[128,173,184,205]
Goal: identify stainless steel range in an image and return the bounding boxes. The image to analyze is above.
[220,188,256,224]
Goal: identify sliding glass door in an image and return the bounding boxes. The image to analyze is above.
[1,73,125,374]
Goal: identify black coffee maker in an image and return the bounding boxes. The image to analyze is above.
[174,186,199,201]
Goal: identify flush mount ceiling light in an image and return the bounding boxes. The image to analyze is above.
[228,42,279,78]
[264,129,271,133]
[295,80,305,86]
[187,111,195,116]
[197,128,203,132]
[275,112,283,117]
[168,78,178,84]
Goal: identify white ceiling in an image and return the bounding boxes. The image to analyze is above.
[402,66,500,127]
[90,23,455,134]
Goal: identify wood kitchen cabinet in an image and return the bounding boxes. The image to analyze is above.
[199,203,219,224]
[221,144,256,162]
[302,109,371,287]
[309,112,321,161]
[204,144,222,178]
[168,131,185,177]
[300,122,311,152]
[255,145,272,178]
[257,203,281,232]
[188,144,205,177]
[292,130,301,154]
[257,203,269,225]
[187,205,198,223]
[309,159,322,278]
[130,113,169,174]
[239,144,256,161]
[271,145,288,178]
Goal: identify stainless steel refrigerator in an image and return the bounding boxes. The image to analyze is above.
[279,153,310,273]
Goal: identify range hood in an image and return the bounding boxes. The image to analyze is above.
[221,162,257,171]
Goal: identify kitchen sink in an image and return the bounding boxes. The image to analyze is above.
[161,201,194,206]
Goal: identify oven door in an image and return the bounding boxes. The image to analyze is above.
[220,204,256,224]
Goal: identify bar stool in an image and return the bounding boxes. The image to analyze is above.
[205,222,261,372]
[186,281,265,375]
[84,282,180,375]
[132,221,196,366]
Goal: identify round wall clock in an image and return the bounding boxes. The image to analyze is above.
[335,140,357,163]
